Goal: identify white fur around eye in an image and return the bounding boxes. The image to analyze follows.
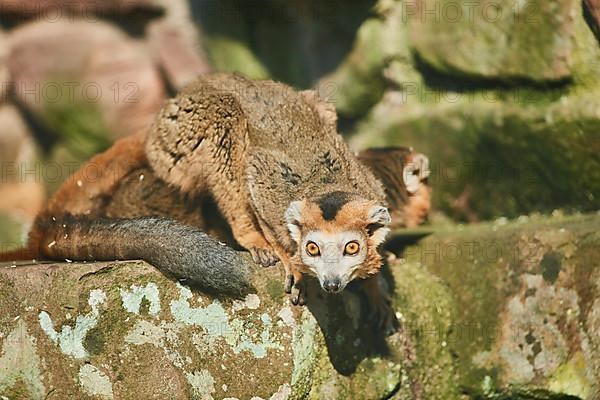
[299,230,367,286]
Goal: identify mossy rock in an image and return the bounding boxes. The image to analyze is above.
[349,0,600,220]
[318,18,388,117]
[0,256,460,399]
[2,214,599,398]
[351,92,600,220]
[203,36,271,81]
[403,212,600,398]
[408,0,577,82]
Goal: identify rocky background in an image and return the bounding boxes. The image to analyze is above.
[0,0,599,399]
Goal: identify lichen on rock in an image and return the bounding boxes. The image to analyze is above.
[0,213,598,398]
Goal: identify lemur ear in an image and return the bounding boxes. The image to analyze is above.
[285,201,304,243]
[366,205,391,246]
[403,153,430,195]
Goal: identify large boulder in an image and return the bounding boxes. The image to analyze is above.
[1,213,598,399]
[403,212,600,398]
[350,91,600,221]
[346,0,600,220]
[316,0,416,118]
[146,0,212,90]
[0,0,163,22]
[0,256,458,399]
[408,0,577,82]
[7,19,166,141]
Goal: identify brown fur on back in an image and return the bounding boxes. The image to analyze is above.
[11,103,428,263]
[145,73,386,254]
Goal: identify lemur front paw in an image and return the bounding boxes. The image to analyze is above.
[369,294,400,337]
[284,274,306,306]
[249,247,280,267]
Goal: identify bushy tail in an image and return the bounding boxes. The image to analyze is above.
[2,214,254,298]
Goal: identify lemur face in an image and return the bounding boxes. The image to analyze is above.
[298,229,368,292]
[285,192,391,293]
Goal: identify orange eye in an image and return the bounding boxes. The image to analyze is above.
[344,241,360,255]
[306,241,320,256]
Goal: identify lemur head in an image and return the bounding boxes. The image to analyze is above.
[285,191,391,293]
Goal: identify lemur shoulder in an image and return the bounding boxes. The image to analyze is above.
[1,73,430,334]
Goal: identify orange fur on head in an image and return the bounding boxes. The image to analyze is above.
[285,195,390,279]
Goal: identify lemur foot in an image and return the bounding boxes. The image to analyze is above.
[369,294,400,337]
[284,274,306,306]
[249,247,280,267]
[284,274,294,293]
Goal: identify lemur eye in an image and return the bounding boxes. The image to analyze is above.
[344,241,360,255]
[306,241,321,256]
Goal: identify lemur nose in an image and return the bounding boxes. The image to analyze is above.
[323,279,341,293]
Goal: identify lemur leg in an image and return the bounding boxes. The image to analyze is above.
[269,244,306,306]
[224,209,280,267]
[285,266,306,306]
[231,213,305,306]
[273,249,305,305]
[362,275,400,336]
[253,215,307,305]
